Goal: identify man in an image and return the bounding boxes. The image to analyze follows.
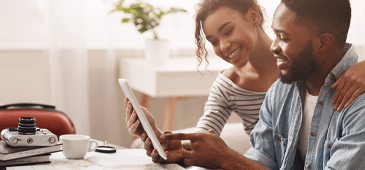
[162,0,365,169]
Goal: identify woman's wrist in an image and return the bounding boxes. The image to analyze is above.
[153,127,163,138]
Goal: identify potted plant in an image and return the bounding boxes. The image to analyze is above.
[110,0,187,65]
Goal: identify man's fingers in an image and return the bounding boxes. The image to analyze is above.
[183,149,193,158]
[182,141,192,150]
[183,150,194,166]
[183,157,193,166]
[165,133,196,141]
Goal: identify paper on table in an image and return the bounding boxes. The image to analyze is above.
[9,149,185,170]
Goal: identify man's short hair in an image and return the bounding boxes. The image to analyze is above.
[281,0,351,47]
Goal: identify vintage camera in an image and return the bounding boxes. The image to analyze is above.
[1,117,58,147]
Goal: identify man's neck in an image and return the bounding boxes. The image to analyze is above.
[306,47,347,96]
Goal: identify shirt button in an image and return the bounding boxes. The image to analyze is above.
[318,102,323,106]
[306,164,311,169]
[328,144,333,148]
[330,75,335,81]
[311,132,316,136]
[278,137,281,141]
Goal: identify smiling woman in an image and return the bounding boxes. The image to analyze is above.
[192,0,279,136]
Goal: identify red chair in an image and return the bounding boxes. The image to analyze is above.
[0,103,75,138]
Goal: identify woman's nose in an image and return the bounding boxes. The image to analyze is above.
[220,39,231,54]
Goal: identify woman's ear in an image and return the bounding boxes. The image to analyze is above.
[246,7,261,26]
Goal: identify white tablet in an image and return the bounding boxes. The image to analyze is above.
[118,79,167,160]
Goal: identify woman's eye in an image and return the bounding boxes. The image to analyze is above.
[211,41,218,46]
[225,28,233,36]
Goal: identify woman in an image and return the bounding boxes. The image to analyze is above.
[124,0,365,163]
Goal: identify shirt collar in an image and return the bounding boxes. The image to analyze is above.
[325,43,358,86]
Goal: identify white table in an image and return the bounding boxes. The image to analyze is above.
[7,149,185,170]
[120,57,231,131]
[4,139,208,170]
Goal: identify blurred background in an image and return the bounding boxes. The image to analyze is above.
[0,0,364,148]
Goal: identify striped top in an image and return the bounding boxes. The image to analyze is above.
[196,71,266,135]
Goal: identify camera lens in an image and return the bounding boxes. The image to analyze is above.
[18,117,36,134]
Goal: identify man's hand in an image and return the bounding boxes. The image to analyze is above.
[163,130,230,169]
[143,131,184,163]
[332,61,365,112]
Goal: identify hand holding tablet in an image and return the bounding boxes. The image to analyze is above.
[118,79,167,160]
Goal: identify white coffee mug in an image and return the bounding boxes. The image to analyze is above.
[60,134,98,159]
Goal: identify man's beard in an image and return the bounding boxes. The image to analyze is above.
[279,41,321,84]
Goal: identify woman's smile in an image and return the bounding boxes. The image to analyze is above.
[227,47,242,60]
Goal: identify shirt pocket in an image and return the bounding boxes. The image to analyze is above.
[274,133,288,165]
[324,140,334,163]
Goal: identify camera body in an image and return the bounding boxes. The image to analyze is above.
[1,117,58,147]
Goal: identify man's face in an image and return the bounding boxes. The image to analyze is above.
[271,3,321,84]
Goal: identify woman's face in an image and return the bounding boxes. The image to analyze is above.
[202,6,258,68]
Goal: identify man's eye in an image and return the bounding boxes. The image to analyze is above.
[211,41,218,46]
[279,37,288,41]
[277,35,287,41]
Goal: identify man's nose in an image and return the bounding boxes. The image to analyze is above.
[271,37,280,54]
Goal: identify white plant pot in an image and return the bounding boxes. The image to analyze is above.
[145,39,170,65]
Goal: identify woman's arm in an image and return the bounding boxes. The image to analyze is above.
[332,60,365,111]
[196,74,233,135]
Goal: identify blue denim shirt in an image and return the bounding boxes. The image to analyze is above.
[244,44,365,170]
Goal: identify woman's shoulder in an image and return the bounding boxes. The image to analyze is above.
[220,66,274,93]
[215,68,266,95]
[221,67,238,82]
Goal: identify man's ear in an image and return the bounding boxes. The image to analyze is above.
[318,33,334,52]
[246,7,261,26]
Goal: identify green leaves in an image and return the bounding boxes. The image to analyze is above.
[122,18,130,23]
[110,0,187,39]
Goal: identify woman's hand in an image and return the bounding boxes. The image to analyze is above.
[332,61,365,111]
[124,97,157,137]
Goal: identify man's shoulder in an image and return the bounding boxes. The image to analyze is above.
[345,92,365,112]
[267,79,295,95]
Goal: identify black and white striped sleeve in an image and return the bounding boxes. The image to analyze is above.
[196,76,233,135]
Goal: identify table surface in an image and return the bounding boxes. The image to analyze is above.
[5,139,208,170]
[120,57,232,97]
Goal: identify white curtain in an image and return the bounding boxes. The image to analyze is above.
[45,0,90,135]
